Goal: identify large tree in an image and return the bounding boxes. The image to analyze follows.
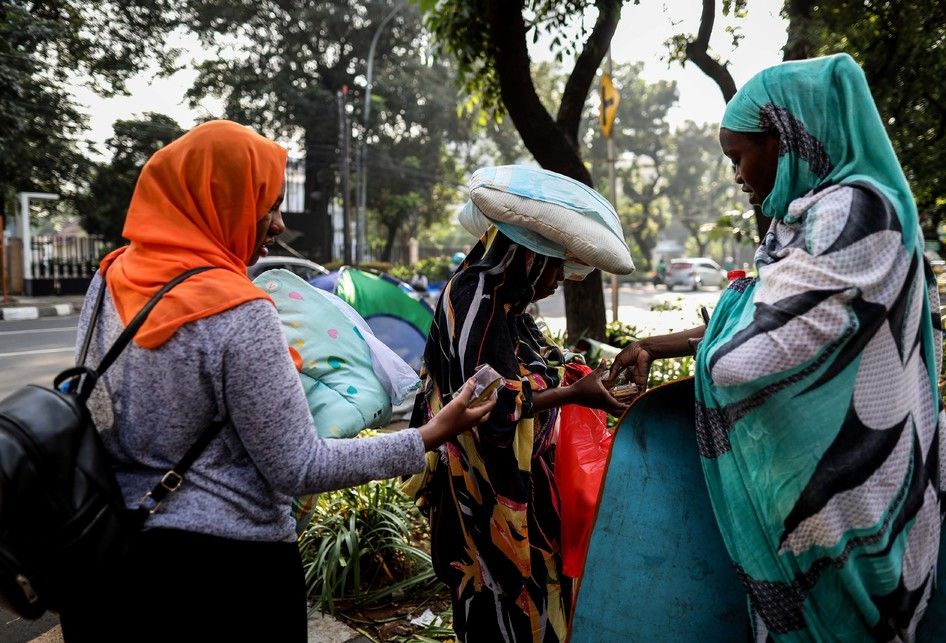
[183,1,462,264]
[0,0,179,219]
[420,0,624,341]
[359,33,463,261]
[782,0,946,238]
[77,113,184,248]
[664,0,777,241]
[675,0,946,243]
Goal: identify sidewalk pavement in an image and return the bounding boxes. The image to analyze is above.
[0,294,87,321]
[27,610,370,643]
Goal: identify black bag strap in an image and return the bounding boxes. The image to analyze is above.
[76,269,109,367]
[62,264,227,522]
[95,266,215,376]
[62,266,214,401]
[134,415,228,521]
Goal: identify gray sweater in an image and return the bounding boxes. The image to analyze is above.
[76,274,425,542]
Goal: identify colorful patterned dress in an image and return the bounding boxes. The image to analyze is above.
[695,54,944,641]
[405,229,572,642]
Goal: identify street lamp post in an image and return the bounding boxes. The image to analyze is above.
[356,0,404,265]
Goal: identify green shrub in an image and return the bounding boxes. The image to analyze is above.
[603,321,693,388]
[388,265,414,282]
[649,298,684,312]
[414,256,453,281]
[358,260,397,274]
[605,320,642,348]
[297,477,439,613]
[388,256,454,284]
[649,354,695,387]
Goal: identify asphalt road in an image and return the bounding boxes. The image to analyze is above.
[0,316,78,401]
[0,317,77,641]
[537,282,724,338]
[0,283,723,400]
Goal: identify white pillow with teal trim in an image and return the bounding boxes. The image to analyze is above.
[459,165,635,279]
[252,269,419,438]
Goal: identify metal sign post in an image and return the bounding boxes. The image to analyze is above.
[601,51,621,323]
[0,209,7,304]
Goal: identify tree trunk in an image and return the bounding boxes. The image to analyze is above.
[681,220,709,256]
[483,0,621,342]
[753,205,771,242]
[685,0,737,103]
[298,125,337,263]
[564,271,608,342]
[782,0,817,61]
[381,224,397,263]
[630,231,655,265]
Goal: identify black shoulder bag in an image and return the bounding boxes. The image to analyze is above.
[0,266,226,619]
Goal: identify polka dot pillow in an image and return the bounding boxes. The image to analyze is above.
[253,269,395,438]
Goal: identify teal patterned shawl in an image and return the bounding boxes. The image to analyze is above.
[697,54,944,641]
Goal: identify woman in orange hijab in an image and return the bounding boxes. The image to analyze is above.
[60,120,494,641]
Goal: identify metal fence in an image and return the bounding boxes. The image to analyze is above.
[28,235,107,295]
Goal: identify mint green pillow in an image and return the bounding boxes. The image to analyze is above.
[253,269,390,438]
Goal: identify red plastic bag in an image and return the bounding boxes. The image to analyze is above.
[556,363,613,578]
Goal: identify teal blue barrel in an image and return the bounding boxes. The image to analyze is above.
[570,378,745,641]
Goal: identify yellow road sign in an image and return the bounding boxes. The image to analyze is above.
[600,73,620,138]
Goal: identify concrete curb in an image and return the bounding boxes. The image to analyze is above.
[0,303,74,321]
[28,610,366,643]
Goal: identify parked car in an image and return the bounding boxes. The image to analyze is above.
[663,257,727,291]
[246,255,330,281]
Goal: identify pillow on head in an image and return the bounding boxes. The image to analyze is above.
[253,269,419,438]
[458,165,635,279]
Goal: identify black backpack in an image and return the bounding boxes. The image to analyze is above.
[0,266,224,619]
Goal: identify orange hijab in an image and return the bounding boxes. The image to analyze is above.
[100,120,288,348]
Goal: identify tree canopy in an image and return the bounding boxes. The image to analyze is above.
[77,113,184,248]
[588,62,678,264]
[183,1,463,263]
[665,121,742,257]
[783,0,946,238]
[0,0,179,217]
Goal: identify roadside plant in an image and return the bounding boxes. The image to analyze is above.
[297,477,440,613]
[649,298,684,313]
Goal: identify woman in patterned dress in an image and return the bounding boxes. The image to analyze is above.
[406,227,626,642]
[609,54,944,641]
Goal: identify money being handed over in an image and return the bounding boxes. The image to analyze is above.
[600,359,639,402]
[469,364,505,408]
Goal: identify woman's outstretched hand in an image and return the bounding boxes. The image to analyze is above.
[605,326,705,395]
[605,342,654,397]
[569,361,629,416]
[418,379,497,450]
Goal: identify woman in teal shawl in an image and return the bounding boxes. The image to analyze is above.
[609,53,944,641]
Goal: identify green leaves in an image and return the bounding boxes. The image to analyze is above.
[76,113,184,247]
[605,319,695,387]
[296,476,441,614]
[172,0,468,260]
[0,0,181,214]
[779,1,946,233]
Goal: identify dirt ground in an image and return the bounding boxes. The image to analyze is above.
[336,588,454,642]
